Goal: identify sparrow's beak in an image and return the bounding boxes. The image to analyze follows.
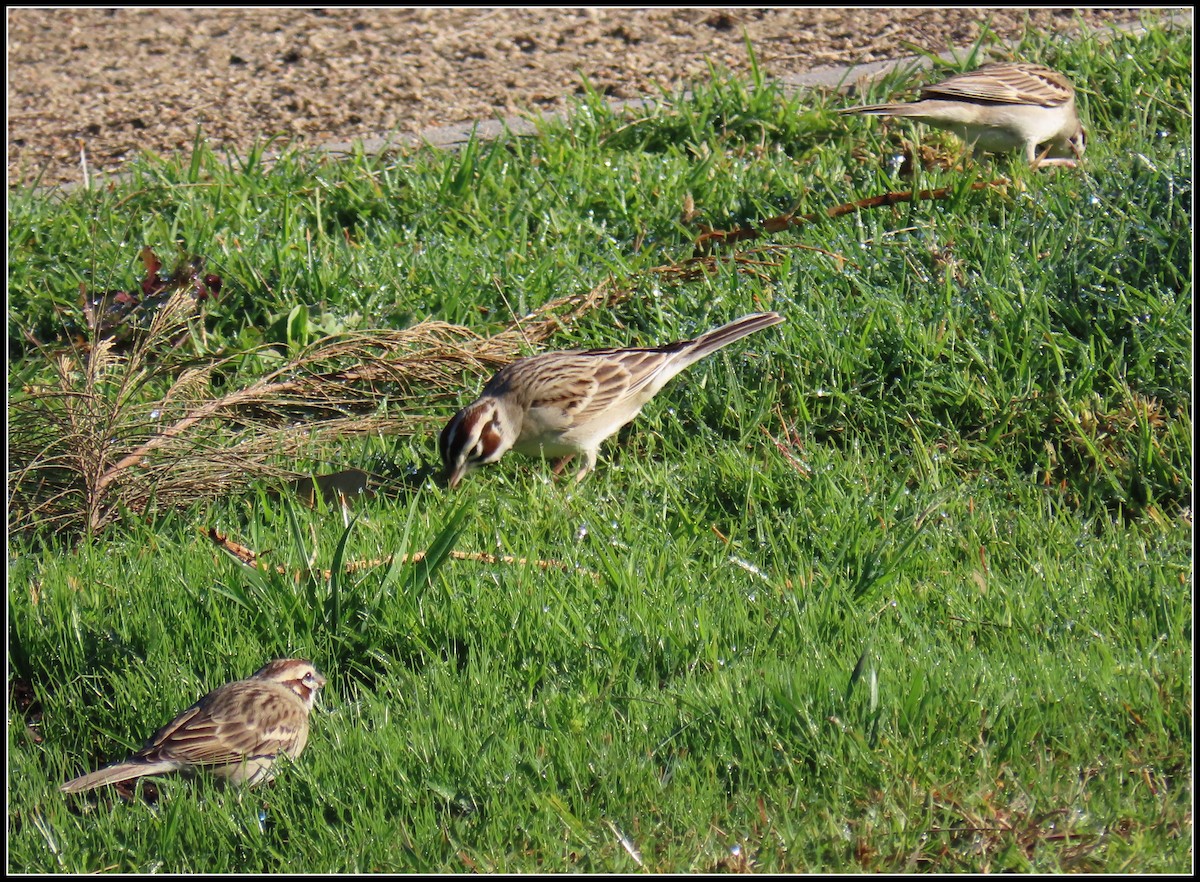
[445,465,466,489]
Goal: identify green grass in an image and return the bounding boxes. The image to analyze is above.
[7,21,1192,873]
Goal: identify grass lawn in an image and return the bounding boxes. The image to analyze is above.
[7,20,1191,873]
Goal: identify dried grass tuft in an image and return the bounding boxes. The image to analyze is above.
[9,275,630,538]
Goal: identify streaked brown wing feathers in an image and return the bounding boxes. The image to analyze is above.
[536,349,672,419]
[924,63,1071,107]
[527,358,613,420]
[139,682,297,767]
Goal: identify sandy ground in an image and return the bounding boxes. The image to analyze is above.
[6,8,1169,189]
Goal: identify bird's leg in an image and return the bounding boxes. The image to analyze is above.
[1031,142,1077,170]
[1033,156,1078,169]
[572,450,598,483]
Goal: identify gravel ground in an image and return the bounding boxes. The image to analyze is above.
[6,8,1167,189]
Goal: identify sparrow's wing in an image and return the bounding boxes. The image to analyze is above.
[494,352,640,428]
[492,311,784,423]
[138,681,303,767]
[923,63,1073,108]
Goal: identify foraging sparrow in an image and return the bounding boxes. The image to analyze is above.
[60,658,326,793]
[440,312,785,487]
[840,62,1085,167]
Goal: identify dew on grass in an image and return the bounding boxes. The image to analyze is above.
[574,522,589,542]
[730,555,769,583]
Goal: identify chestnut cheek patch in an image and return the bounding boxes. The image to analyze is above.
[480,417,504,462]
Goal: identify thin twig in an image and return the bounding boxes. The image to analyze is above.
[205,527,600,580]
[692,178,1010,254]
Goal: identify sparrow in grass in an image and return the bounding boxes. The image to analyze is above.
[839,61,1086,167]
[439,312,785,487]
[60,659,325,794]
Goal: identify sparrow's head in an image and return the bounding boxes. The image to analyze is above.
[253,659,326,710]
[439,399,512,489]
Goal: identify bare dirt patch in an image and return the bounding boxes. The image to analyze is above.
[6,8,1161,189]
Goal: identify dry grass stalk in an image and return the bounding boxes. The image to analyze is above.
[8,274,631,538]
[691,177,1010,254]
[205,527,597,580]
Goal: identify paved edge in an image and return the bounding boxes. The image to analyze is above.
[30,10,1193,193]
[317,11,1191,160]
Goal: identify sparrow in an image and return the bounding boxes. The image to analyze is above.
[839,62,1086,167]
[439,312,785,487]
[60,658,326,794]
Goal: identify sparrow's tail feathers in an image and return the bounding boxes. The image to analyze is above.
[60,759,180,793]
